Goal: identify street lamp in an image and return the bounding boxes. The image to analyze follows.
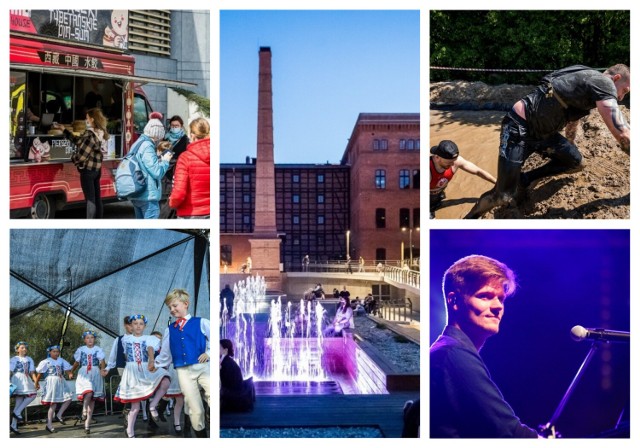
[346,230,350,260]
[402,227,420,265]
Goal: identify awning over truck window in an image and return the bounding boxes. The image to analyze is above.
[10,63,198,88]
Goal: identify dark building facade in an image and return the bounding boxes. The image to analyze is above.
[220,163,350,272]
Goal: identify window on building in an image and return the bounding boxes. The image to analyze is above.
[375,169,386,189]
[318,194,325,204]
[243,215,250,224]
[416,139,420,150]
[220,215,226,224]
[373,139,388,151]
[413,169,420,189]
[221,245,232,266]
[399,139,406,150]
[293,238,300,245]
[375,248,387,264]
[220,193,225,203]
[292,174,300,183]
[317,215,325,224]
[407,139,415,150]
[243,173,251,183]
[413,208,420,229]
[243,194,250,203]
[317,173,325,183]
[400,208,410,228]
[293,194,300,204]
[293,215,300,225]
[317,235,325,245]
[375,208,386,228]
[399,169,410,189]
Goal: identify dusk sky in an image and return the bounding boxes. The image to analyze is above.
[220,10,420,164]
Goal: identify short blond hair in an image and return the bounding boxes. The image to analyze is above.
[443,255,517,307]
[164,288,190,306]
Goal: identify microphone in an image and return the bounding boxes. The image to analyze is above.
[571,325,630,343]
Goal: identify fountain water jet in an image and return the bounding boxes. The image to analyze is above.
[224,276,331,381]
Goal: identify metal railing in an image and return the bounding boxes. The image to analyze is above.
[290,259,421,274]
[378,297,413,323]
[383,265,420,289]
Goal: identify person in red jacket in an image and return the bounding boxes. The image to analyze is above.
[169,118,210,218]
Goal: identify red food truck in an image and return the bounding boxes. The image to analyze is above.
[9,10,194,218]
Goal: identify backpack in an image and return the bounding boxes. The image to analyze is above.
[114,138,147,199]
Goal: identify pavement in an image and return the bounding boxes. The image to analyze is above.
[365,312,421,345]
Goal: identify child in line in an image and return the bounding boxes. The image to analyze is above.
[35,345,73,433]
[154,288,210,437]
[156,140,172,157]
[102,314,170,438]
[71,331,106,434]
[10,341,38,435]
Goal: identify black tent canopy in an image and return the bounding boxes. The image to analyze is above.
[10,229,210,349]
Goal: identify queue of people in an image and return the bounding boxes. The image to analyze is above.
[52,109,210,220]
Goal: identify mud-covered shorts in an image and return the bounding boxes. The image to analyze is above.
[496,111,582,195]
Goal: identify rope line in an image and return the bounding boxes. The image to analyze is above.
[430,66,607,73]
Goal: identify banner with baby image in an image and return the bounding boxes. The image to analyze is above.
[10,10,128,50]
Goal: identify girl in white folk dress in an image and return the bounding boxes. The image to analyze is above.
[101,314,170,438]
[70,331,106,434]
[35,345,74,433]
[10,341,38,435]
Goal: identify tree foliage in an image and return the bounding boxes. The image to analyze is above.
[10,305,96,362]
[171,87,210,118]
[430,11,630,85]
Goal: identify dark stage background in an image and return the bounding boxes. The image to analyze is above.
[429,230,630,438]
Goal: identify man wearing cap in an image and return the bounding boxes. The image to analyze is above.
[465,64,630,219]
[430,140,496,218]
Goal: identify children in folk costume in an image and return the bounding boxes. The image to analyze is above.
[70,331,106,434]
[34,345,74,433]
[152,330,185,434]
[10,341,38,435]
[154,288,210,437]
[101,314,170,438]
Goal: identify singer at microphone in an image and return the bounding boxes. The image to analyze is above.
[571,325,630,343]
[430,255,541,438]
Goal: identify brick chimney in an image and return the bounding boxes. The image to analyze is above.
[250,46,282,290]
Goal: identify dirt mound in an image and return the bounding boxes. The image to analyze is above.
[430,81,534,109]
[430,81,630,219]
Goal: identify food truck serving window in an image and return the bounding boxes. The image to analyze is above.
[9,68,134,162]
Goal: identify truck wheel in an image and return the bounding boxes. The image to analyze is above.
[31,194,56,219]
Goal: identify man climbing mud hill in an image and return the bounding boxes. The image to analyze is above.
[465,64,630,219]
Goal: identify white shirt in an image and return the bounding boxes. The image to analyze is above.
[155,314,210,368]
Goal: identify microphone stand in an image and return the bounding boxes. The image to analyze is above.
[539,341,600,438]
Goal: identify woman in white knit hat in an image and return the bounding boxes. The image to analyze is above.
[129,112,173,219]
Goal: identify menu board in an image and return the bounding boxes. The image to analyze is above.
[10,10,129,50]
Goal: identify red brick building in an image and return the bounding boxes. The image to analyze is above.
[341,113,420,266]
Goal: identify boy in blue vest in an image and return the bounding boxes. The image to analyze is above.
[153,288,210,437]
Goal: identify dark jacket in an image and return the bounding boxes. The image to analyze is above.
[220,355,243,393]
[430,326,539,438]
